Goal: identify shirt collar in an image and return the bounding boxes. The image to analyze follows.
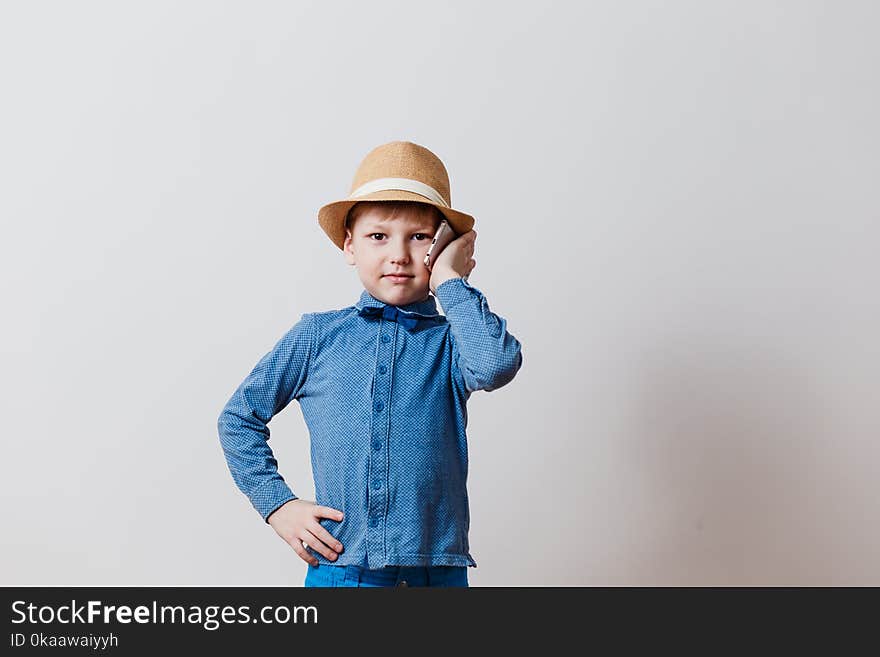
[354,289,440,318]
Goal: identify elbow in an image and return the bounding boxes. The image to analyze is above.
[474,347,523,392]
[491,348,523,390]
[217,409,234,449]
[217,401,237,435]
[217,404,248,448]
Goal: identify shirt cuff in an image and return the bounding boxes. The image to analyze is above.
[434,276,480,311]
[251,479,298,523]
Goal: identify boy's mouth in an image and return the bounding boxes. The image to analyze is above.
[384,274,414,283]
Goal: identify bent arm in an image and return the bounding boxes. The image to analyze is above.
[217,313,315,521]
[435,277,523,393]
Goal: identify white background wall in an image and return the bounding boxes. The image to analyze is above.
[1,1,877,585]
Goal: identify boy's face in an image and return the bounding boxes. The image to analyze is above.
[344,203,440,306]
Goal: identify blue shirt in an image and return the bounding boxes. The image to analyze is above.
[217,277,523,569]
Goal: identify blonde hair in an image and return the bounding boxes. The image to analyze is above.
[345,201,444,234]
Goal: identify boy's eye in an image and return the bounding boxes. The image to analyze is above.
[368,233,432,241]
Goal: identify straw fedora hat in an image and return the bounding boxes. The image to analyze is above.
[318,141,475,250]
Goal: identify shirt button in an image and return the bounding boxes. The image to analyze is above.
[369,516,379,528]
[374,401,384,412]
[372,441,382,451]
[371,479,381,490]
[378,365,387,374]
[381,335,391,343]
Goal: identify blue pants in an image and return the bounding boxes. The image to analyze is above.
[304,563,469,587]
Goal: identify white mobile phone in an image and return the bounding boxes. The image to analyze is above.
[424,219,457,270]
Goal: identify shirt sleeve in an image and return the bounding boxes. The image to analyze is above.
[216,313,315,522]
[434,277,523,393]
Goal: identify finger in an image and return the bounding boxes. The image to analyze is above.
[315,506,345,522]
[309,520,344,554]
[300,530,339,560]
[290,538,319,566]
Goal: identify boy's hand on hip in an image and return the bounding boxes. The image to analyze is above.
[429,230,477,294]
[267,499,344,566]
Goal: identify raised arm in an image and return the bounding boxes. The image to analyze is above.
[435,277,523,393]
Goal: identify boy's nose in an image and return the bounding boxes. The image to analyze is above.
[390,243,412,263]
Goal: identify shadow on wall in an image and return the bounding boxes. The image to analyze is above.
[623,336,861,586]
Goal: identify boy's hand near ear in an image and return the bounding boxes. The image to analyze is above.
[429,229,477,294]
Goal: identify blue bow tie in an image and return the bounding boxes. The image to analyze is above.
[357,304,426,331]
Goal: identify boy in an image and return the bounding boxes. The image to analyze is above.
[217,141,523,587]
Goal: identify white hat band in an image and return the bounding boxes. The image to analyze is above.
[349,177,449,208]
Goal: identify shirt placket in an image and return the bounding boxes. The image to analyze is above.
[366,309,397,569]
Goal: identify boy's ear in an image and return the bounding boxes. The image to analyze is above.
[343,230,356,265]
